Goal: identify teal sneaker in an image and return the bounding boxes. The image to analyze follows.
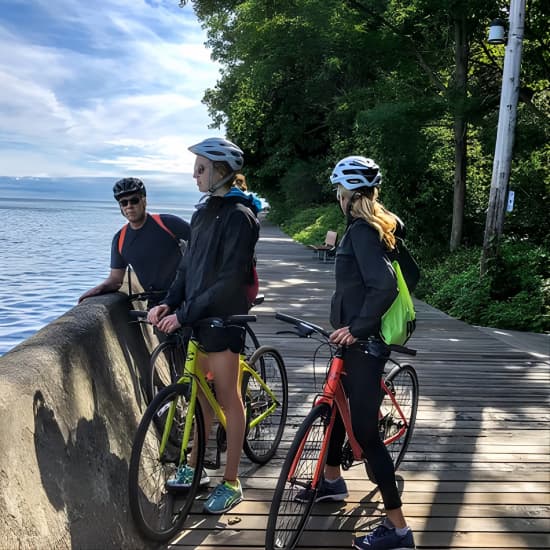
[166,464,210,491]
[203,480,243,514]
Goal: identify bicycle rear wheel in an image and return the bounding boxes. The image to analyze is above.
[364,363,419,487]
[148,338,186,402]
[242,346,288,464]
[128,384,205,541]
[265,403,332,550]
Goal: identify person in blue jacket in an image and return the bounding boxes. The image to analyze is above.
[148,138,259,515]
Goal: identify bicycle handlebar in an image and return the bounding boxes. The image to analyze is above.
[129,309,256,328]
[275,311,416,356]
[275,312,331,339]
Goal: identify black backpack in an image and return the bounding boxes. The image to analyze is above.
[387,238,420,292]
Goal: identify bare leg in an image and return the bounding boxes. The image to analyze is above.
[188,354,214,468]
[386,507,407,529]
[324,464,342,481]
[206,349,245,482]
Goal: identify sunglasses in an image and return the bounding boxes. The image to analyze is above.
[119,196,141,207]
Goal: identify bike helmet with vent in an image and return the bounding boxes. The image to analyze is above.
[113,177,146,200]
[330,156,382,190]
[188,137,244,172]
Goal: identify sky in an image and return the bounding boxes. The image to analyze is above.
[0,0,223,187]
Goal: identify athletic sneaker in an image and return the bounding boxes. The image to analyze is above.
[203,480,243,514]
[353,524,416,549]
[295,476,348,503]
[165,464,210,490]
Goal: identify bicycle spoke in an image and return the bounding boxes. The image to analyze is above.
[129,385,205,541]
[243,347,288,464]
[266,404,331,550]
[380,365,419,468]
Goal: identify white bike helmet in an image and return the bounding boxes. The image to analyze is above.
[188,137,244,172]
[330,156,382,190]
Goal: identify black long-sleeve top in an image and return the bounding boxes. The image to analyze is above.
[330,218,398,339]
[163,194,259,324]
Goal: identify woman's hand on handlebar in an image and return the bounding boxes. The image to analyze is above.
[147,304,171,325]
[156,313,182,334]
[329,326,357,346]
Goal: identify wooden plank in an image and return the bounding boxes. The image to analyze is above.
[162,219,550,550]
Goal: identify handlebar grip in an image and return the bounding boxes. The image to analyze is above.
[129,310,148,319]
[389,344,417,356]
[275,312,301,325]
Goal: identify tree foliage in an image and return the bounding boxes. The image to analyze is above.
[189,0,549,255]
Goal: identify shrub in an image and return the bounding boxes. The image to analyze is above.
[418,241,549,332]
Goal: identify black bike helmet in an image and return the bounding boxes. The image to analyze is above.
[113,177,146,200]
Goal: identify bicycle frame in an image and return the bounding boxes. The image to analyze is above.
[288,347,411,489]
[159,338,281,466]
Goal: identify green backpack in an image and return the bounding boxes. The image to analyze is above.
[380,261,416,346]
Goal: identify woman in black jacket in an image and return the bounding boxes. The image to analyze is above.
[148,138,259,515]
[314,156,416,550]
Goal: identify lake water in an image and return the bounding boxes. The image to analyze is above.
[0,195,201,355]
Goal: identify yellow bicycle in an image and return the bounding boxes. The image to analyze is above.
[128,313,288,541]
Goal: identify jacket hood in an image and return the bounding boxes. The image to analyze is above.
[223,187,262,215]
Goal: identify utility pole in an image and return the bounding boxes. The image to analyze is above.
[480,0,525,276]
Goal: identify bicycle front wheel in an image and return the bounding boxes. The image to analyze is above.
[265,403,332,550]
[243,322,261,359]
[380,364,419,469]
[128,383,205,541]
[242,346,288,464]
[148,339,186,402]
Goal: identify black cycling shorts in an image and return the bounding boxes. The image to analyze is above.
[195,324,245,354]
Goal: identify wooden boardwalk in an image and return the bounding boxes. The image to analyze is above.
[166,220,550,550]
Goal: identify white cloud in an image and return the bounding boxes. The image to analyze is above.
[0,0,223,179]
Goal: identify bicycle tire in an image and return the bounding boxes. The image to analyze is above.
[265,403,332,550]
[148,338,186,402]
[365,364,419,483]
[128,383,206,541]
[242,346,288,464]
[243,322,261,358]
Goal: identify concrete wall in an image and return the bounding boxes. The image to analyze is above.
[0,294,157,550]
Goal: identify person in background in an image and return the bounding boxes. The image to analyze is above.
[148,138,259,515]
[78,178,190,306]
[233,173,248,191]
[305,156,416,550]
[231,172,262,215]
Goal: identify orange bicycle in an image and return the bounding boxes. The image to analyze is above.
[265,312,419,550]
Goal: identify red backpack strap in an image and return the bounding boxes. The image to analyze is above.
[151,213,176,239]
[118,223,129,255]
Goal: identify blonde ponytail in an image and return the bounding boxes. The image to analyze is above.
[342,186,398,250]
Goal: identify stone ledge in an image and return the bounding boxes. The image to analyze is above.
[0,293,155,550]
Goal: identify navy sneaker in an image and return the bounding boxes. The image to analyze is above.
[353,524,416,549]
[295,476,348,503]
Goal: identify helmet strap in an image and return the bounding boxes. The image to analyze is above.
[208,172,235,194]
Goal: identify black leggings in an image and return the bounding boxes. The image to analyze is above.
[326,344,402,510]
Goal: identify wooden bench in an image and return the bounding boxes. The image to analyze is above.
[308,230,338,262]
